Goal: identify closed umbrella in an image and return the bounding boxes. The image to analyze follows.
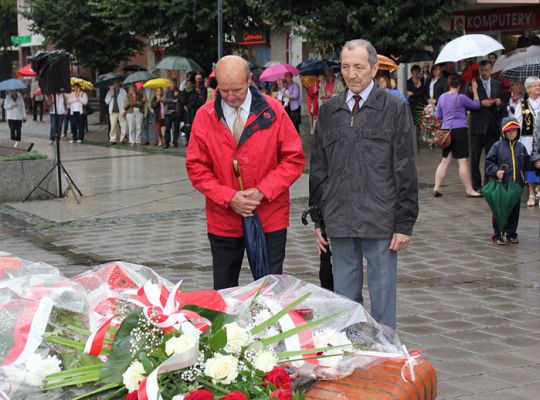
[0,79,26,91]
[143,78,170,89]
[435,34,504,64]
[16,64,36,77]
[377,55,398,72]
[481,178,524,234]
[123,71,156,85]
[233,160,269,281]
[302,206,333,291]
[259,64,299,82]
[155,56,201,71]
[94,72,124,89]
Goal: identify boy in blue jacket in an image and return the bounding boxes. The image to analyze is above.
[485,117,531,245]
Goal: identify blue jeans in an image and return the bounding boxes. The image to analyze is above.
[49,114,65,140]
[330,238,397,329]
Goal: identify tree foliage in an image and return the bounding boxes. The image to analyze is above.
[0,0,17,53]
[247,0,465,57]
[23,0,143,72]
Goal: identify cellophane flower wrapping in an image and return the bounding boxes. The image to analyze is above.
[220,274,404,382]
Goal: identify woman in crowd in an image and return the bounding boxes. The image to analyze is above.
[406,64,426,116]
[3,89,26,141]
[124,84,145,146]
[67,83,88,143]
[319,67,343,103]
[150,87,165,146]
[513,76,540,206]
[433,73,482,198]
[304,75,320,134]
[377,75,406,101]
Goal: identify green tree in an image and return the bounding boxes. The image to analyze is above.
[0,0,17,53]
[247,0,464,57]
[23,0,143,72]
[93,0,264,71]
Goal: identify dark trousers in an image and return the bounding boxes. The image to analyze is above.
[49,114,65,141]
[208,228,287,290]
[286,106,301,134]
[492,199,520,239]
[8,120,22,141]
[33,100,44,121]
[164,114,179,146]
[470,133,499,190]
[71,112,84,142]
[63,113,70,135]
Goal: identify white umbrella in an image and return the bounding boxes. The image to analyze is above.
[435,34,504,64]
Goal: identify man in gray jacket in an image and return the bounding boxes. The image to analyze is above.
[309,39,419,329]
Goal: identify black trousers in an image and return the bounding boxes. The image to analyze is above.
[492,199,520,238]
[208,228,287,290]
[8,120,22,141]
[71,112,84,142]
[470,133,499,191]
[33,100,44,121]
[164,114,180,146]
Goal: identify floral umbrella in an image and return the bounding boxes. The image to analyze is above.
[259,64,300,82]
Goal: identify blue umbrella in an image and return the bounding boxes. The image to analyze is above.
[296,59,340,76]
[0,79,26,91]
[233,160,269,280]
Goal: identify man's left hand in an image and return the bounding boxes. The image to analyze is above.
[389,233,411,252]
[244,188,265,202]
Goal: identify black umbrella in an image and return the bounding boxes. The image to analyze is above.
[296,59,340,76]
[398,50,435,63]
[302,206,333,291]
[233,160,269,281]
[94,72,124,89]
[122,64,147,72]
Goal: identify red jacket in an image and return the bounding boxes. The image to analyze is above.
[186,86,305,237]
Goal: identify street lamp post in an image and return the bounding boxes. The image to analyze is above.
[217,0,223,59]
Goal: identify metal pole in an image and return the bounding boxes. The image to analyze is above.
[217,0,223,59]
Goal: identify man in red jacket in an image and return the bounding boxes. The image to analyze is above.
[186,55,305,289]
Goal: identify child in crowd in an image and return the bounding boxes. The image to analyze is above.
[485,117,531,245]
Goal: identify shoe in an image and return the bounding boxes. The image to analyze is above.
[49,140,54,145]
[506,235,519,244]
[493,237,506,246]
[110,141,116,145]
[433,191,442,197]
[69,139,74,143]
[76,140,82,143]
[527,195,536,207]
[172,143,178,148]
[143,142,149,145]
[130,143,135,147]
[466,192,483,198]
[162,145,169,149]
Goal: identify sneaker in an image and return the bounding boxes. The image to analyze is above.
[506,235,519,244]
[493,237,506,246]
[76,140,82,143]
[69,139,74,143]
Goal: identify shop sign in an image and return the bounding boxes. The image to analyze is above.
[10,35,32,45]
[453,6,539,32]
[235,31,269,45]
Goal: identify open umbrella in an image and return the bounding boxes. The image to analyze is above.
[399,50,435,64]
[70,77,93,92]
[94,72,124,89]
[296,59,340,76]
[259,64,299,82]
[302,206,333,291]
[16,64,36,77]
[492,45,540,82]
[155,56,201,71]
[123,71,156,85]
[233,160,269,281]
[0,79,27,91]
[435,34,504,64]
[143,78,170,89]
[481,178,524,234]
[377,55,398,72]
[122,64,147,72]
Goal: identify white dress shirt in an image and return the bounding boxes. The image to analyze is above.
[222,89,252,135]
[346,80,374,111]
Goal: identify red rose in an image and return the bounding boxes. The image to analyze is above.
[270,389,293,400]
[184,389,214,400]
[264,367,291,390]
[125,391,138,400]
[221,392,248,400]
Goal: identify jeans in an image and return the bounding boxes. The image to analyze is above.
[330,237,397,328]
[49,114,65,141]
[164,113,180,146]
[71,112,84,142]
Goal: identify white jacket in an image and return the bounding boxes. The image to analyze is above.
[105,87,127,113]
[3,93,26,120]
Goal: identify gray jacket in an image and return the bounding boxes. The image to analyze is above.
[531,117,540,164]
[309,85,419,238]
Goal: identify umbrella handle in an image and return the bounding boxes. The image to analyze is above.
[233,160,244,190]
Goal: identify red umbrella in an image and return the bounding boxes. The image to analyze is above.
[259,63,299,82]
[16,64,36,77]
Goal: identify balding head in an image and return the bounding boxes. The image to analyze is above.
[215,55,252,108]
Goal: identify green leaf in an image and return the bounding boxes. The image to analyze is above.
[138,351,155,374]
[250,292,311,335]
[72,383,124,400]
[210,328,227,352]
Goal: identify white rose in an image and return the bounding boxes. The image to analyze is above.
[253,350,277,372]
[313,330,352,367]
[122,361,146,392]
[204,354,239,384]
[165,335,197,356]
[224,322,250,353]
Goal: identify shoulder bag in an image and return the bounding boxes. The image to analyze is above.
[433,93,459,149]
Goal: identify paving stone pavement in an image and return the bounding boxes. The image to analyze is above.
[1,116,540,399]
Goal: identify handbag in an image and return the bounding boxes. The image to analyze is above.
[433,93,459,149]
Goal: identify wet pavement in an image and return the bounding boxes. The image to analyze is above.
[1,114,540,399]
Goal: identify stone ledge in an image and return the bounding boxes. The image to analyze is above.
[0,159,58,202]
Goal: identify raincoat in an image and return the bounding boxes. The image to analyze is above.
[186,86,305,237]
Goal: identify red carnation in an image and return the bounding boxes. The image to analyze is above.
[221,392,248,400]
[270,389,293,400]
[264,367,291,390]
[125,391,138,400]
[184,389,214,400]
